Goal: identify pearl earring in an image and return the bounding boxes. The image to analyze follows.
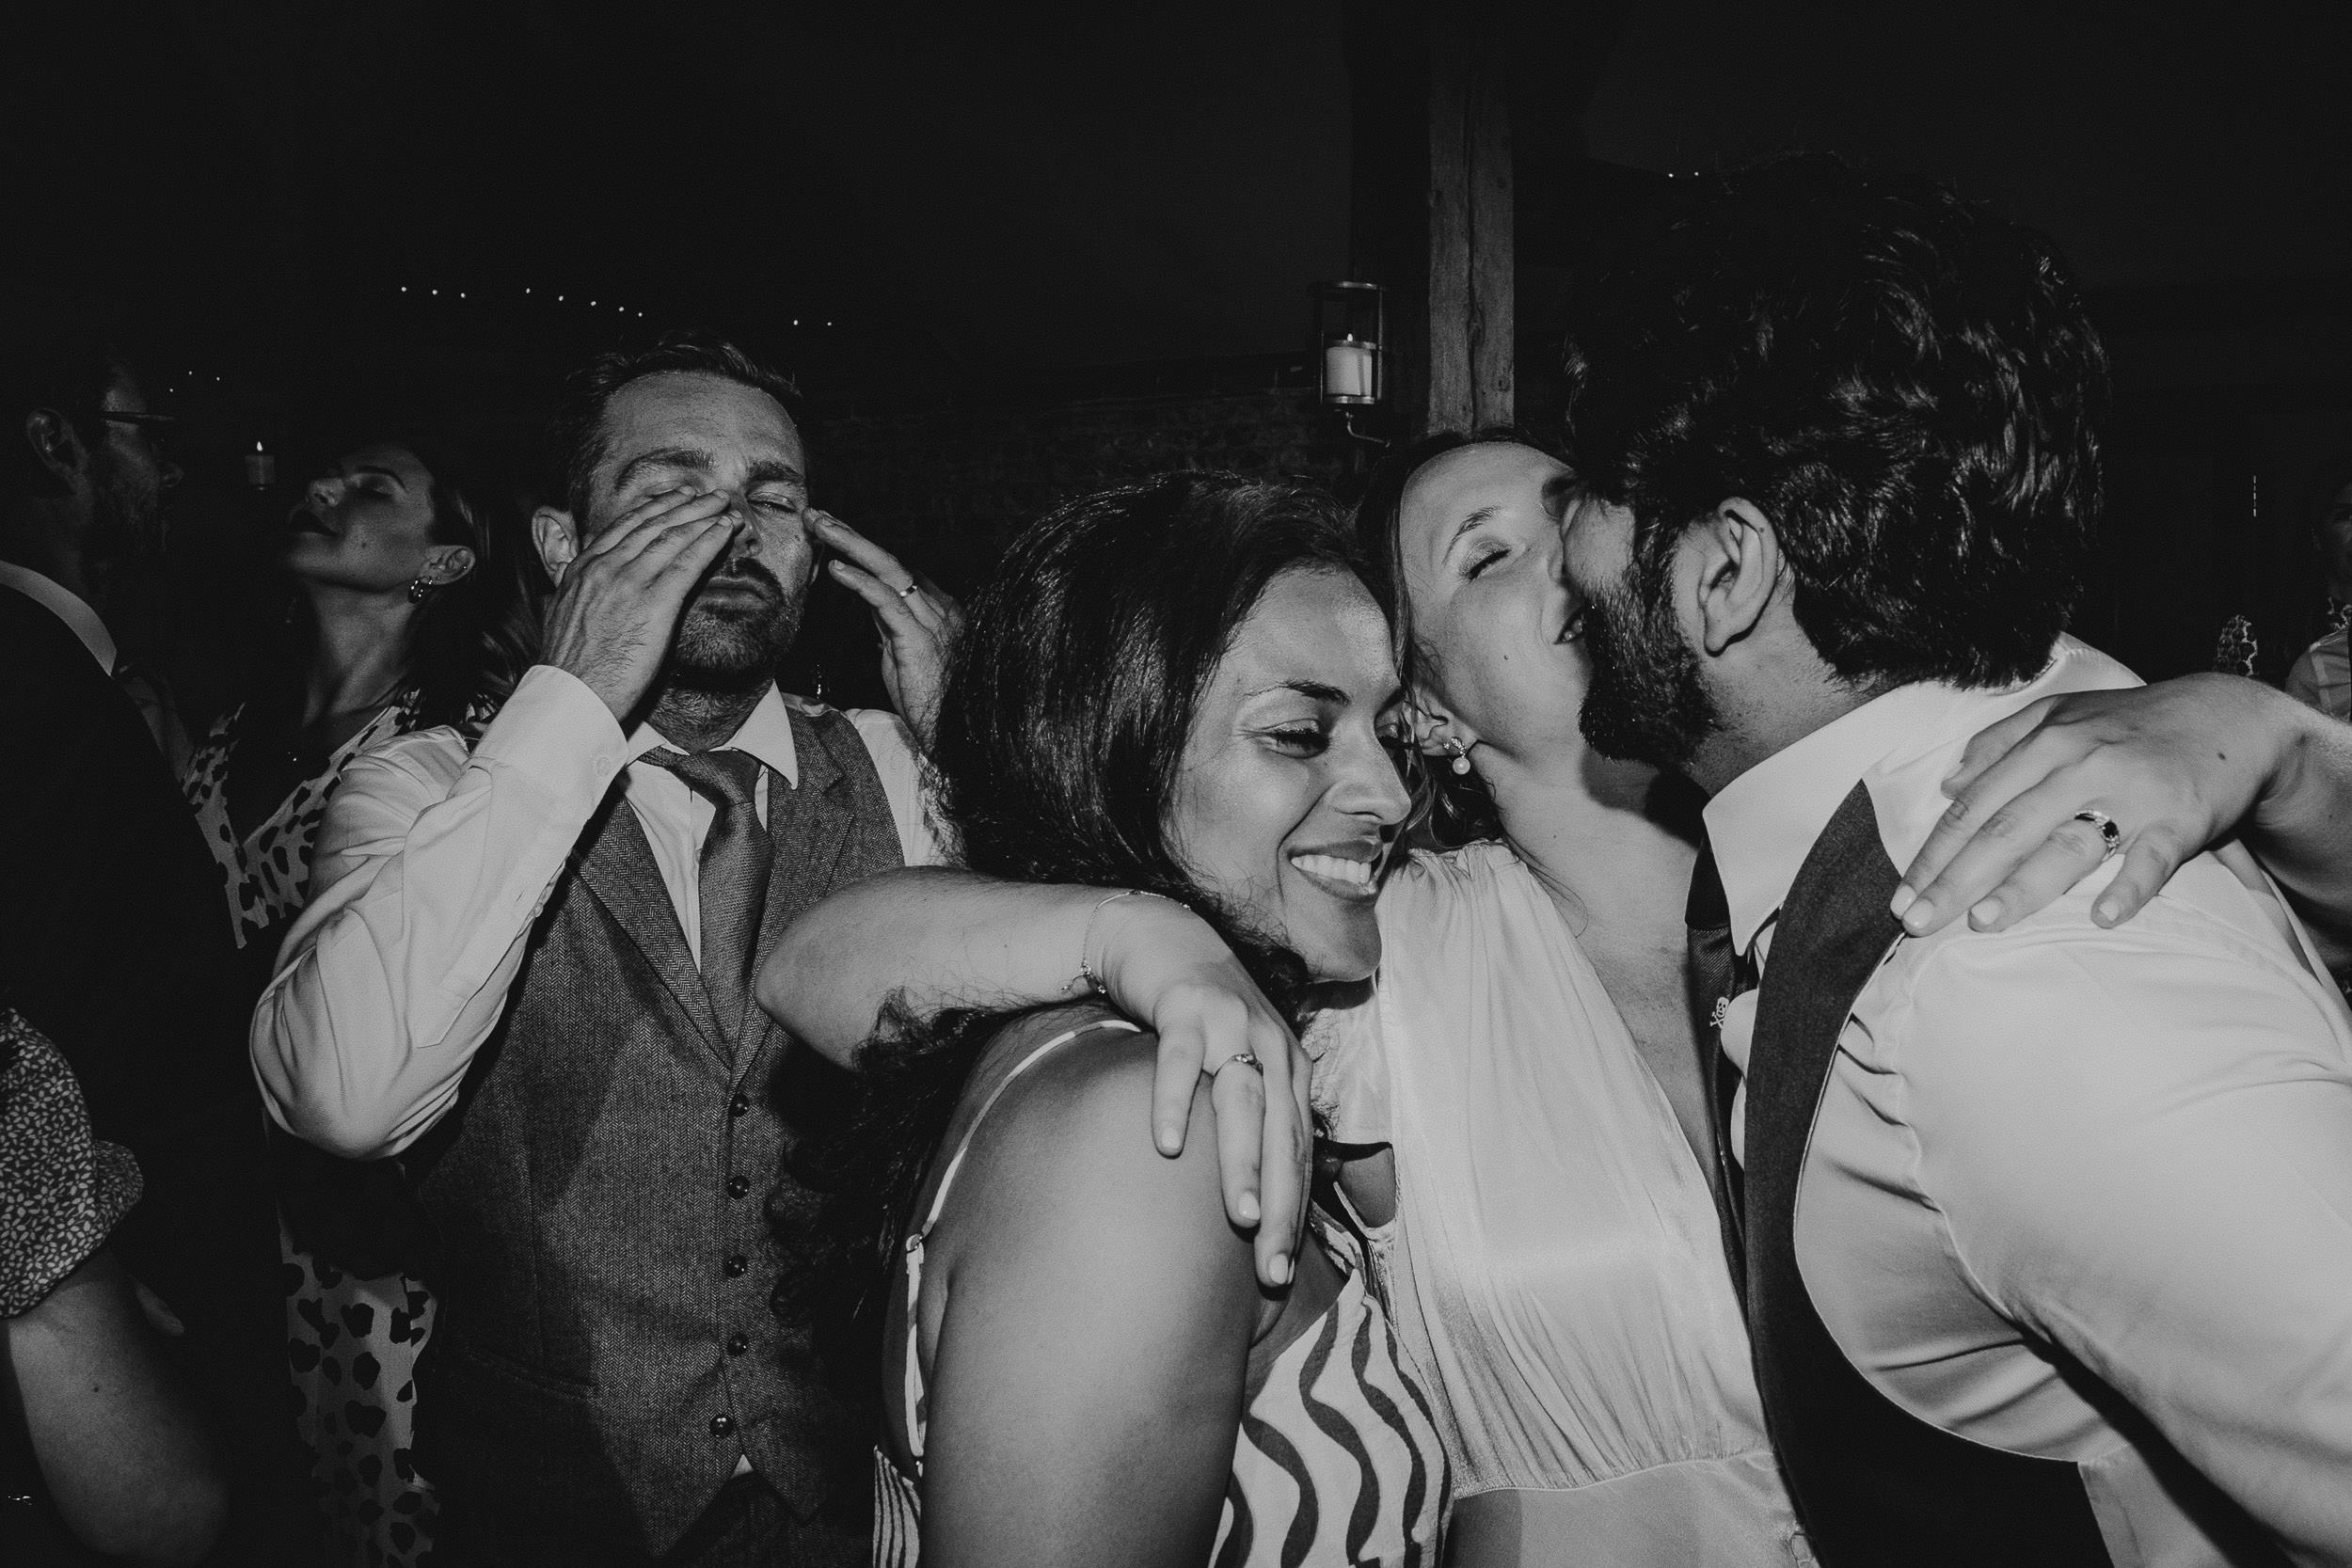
[1447,737,1474,776]
[407,575,435,603]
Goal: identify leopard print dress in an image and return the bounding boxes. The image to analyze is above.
[185,694,484,1568]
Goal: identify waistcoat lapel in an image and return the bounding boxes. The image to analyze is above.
[1740,782,2120,1564]
[1743,782,1905,1248]
[731,710,858,1073]
[570,788,731,1069]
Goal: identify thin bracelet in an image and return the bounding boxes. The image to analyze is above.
[1068,889,1183,998]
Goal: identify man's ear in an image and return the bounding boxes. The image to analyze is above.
[1689,498,1785,658]
[532,507,580,586]
[24,409,88,490]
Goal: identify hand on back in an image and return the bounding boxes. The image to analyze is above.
[1895,673,2296,935]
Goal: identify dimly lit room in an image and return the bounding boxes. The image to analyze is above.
[7,5,2352,1565]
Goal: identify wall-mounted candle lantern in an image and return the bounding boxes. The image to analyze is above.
[1311,280,1384,407]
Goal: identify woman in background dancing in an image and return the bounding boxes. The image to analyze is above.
[184,433,535,1568]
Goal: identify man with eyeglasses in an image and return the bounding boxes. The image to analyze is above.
[0,292,299,1558]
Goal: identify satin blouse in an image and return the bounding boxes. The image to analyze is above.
[1311,842,1810,1566]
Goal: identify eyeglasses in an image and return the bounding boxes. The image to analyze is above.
[92,408,180,462]
[94,410,180,434]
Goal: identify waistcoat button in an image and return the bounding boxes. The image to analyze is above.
[727,1175,751,1198]
[724,1253,748,1277]
[709,1413,735,1437]
[729,1093,751,1117]
[727,1332,750,1355]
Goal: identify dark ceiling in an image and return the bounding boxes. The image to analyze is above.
[10,2,2348,404]
[1588,1,2352,289]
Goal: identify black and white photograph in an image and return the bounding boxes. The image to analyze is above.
[6,4,2352,1564]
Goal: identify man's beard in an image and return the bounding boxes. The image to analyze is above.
[1576,548,1723,773]
[87,449,166,567]
[665,562,805,693]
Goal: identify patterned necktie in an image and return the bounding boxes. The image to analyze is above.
[646,748,771,1047]
[1687,837,1758,1274]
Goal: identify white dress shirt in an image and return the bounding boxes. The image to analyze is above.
[2286,626,2351,723]
[0,561,116,673]
[251,664,944,1163]
[1707,636,2352,1567]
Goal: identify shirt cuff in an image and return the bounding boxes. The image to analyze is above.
[469,665,630,808]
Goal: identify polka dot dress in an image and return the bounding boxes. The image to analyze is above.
[0,1008,142,1319]
[186,695,488,1568]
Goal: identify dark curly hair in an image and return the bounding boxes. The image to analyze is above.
[789,470,1362,1359]
[544,330,803,526]
[1559,154,2110,690]
[396,432,543,727]
[260,430,541,732]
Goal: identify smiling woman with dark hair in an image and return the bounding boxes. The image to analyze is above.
[765,471,1446,1567]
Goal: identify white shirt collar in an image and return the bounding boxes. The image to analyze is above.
[0,562,116,673]
[1702,636,2138,955]
[626,681,800,787]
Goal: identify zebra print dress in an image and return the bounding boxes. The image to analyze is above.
[872,1019,1448,1566]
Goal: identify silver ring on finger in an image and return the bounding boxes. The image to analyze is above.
[2072,809,2122,860]
[896,581,920,599]
[1212,1052,1263,1080]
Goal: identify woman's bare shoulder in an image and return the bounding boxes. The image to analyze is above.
[950,1008,1241,1264]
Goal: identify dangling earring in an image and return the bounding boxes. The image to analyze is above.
[407,575,435,603]
[1446,736,1476,776]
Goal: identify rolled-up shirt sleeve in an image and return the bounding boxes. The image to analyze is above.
[1903,908,2352,1562]
[251,665,628,1159]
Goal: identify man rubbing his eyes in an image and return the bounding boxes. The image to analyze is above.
[252,333,950,1566]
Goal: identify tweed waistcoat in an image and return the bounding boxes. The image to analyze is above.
[410,704,903,1558]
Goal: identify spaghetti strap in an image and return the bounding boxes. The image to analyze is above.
[899,1015,1143,1466]
[872,1004,1447,1567]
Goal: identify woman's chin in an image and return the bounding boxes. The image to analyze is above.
[1297,926,1382,987]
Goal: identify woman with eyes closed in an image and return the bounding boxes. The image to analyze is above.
[183,433,535,1568]
[1317,433,1798,1564]
[761,472,1447,1567]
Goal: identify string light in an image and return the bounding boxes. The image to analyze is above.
[387,281,664,323]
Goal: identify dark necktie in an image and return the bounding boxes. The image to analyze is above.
[1687,837,1759,1276]
[647,748,771,1047]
